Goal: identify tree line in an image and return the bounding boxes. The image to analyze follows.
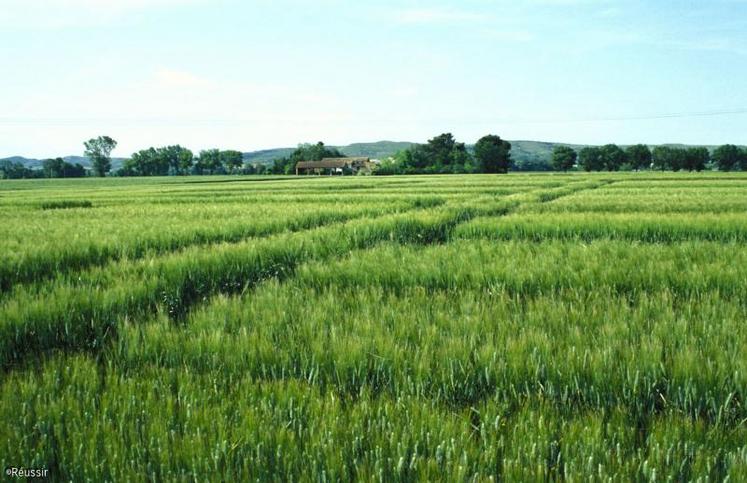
[376,133,512,175]
[2,134,746,179]
[0,158,87,180]
[117,146,248,176]
[552,143,747,172]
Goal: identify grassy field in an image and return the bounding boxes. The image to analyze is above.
[1,172,746,481]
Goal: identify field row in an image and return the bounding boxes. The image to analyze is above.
[457,212,747,242]
[0,199,440,293]
[1,179,606,294]
[2,356,745,481]
[3,173,747,481]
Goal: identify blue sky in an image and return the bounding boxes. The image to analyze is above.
[1,0,746,158]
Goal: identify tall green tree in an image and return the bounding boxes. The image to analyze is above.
[600,144,626,171]
[42,158,66,178]
[578,147,604,171]
[683,147,709,172]
[712,144,741,171]
[425,133,466,171]
[84,136,117,177]
[474,134,511,174]
[221,150,244,172]
[196,149,223,174]
[652,146,677,171]
[625,144,652,170]
[159,145,193,175]
[177,148,194,174]
[551,146,577,172]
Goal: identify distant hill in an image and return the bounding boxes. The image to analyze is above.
[0,155,126,170]
[242,141,415,166]
[4,140,742,171]
[337,141,415,158]
[242,148,295,165]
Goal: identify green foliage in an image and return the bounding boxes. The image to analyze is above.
[195,148,223,174]
[551,146,577,171]
[220,150,243,173]
[651,146,710,171]
[42,158,86,178]
[683,147,710,172]
[625,144,652,170]
[474,134,512,174]
[374,133,490,175]
[271,142,345,174]
[652,146,678,171]
[711,144,743,171]
[600,144,627,171]
[83,135,117,177]
[0,160,42,179]
[119,146,195,176]
[578,146,604,171]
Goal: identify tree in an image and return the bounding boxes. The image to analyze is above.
[42,158,85,178]
[625,144,652,170]
[132,147,168,176]
[652,146,676,171]
[683,147,709,172]
[474,134,511,174]
[177,148,194,175]
[84,136,117,177]
[578,147,604,171]
[712,144,741,171]
[221,150,244,173]
[551,146,577,171]
[600,144,626,171]
[154,145,193,175]
[670,148,687,171]
[425,133,461,170]
[42,158,65,178]
[196,149,223,174]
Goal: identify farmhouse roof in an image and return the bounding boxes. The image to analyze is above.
[296,157,370,169]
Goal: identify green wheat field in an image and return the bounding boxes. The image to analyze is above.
[2,172,747,481]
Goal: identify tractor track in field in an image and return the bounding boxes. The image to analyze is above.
[1,179,606,372]
[0,200,444,298]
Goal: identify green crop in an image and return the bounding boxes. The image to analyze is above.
[1,172,747,481]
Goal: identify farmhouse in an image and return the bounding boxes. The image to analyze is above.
[295,157,372,175]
